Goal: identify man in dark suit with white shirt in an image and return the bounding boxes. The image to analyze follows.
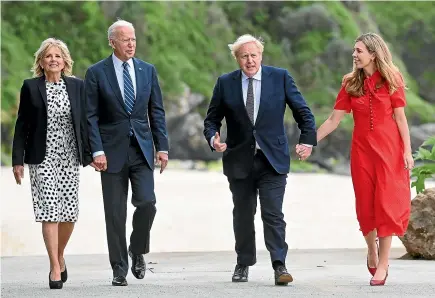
[203,34,316,286]
[85,19,169,286]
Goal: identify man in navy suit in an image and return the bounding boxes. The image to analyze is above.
[85,19,169,286]
[203,34,317,285]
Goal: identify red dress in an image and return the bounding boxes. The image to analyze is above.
[334,70,411,237]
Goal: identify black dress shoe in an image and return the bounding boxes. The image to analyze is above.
[112,276,128,286]
[274,265,293,286]
[128,246,146,279]
[61,263,68,283]
[49,272,63,289]
[232,264,249,282]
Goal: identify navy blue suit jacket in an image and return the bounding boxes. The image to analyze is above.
[85,56,169,173]
[203,65,317,179]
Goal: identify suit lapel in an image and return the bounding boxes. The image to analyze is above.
[37,76,47,109]
[255,66,272,124]
[103,56,127,113]
[63,76,77,122]
[132,58,144,113]
[232,70,253,126]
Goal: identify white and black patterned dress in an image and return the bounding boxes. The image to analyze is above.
[29,79,80,222]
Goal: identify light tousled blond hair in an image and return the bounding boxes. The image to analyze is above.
[343,32,405,96]
[228,34,264,60]
[31,38,73,77]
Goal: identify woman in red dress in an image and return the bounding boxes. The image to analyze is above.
[297,33,414,286]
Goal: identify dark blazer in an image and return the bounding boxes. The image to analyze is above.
[203,65,317,179]
[85,56,169,173]
[12,75,92,166]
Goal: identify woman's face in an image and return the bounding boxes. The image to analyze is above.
[352,41,375,69]
[40,46,65,75]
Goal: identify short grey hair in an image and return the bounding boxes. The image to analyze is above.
[228,34,264,59]
[107,19,135,45]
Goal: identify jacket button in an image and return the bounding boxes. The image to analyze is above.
[251,145,255,148]
[253,130,256,134]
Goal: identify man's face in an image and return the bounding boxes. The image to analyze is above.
[110,26,136,61]
[236,42,262,77]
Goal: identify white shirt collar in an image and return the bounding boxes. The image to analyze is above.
[112,53,134,70]
[241,66,262,81]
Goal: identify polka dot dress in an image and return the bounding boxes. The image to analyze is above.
[29,79,80,222]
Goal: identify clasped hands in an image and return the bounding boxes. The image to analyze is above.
[213,132,313,160]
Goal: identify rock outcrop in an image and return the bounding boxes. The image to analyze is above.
[400,188,435,260]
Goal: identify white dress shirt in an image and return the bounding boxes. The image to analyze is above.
[112,53,137,100]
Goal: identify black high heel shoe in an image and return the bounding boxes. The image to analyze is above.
[61,262,68,283]
[49,272,63,289]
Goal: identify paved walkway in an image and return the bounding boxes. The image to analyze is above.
[2,249,435,297]
[2,167,435,296]
[3,167,432,256]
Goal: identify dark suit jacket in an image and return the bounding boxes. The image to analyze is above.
[203,65,317,179]
[12,75,92,166]
[85,55,169,173]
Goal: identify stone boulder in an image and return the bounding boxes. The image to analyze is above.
[400,188,435,259]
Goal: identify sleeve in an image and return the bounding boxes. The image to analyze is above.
[84,67,104,154]
[79,80,93,167]
[391,73,407,108]
[148,65,169,152]
[391,86,406,108]
[203,77,225,151]
[12,81,31,166]
[333,84,352,113]
[284,70,317,146]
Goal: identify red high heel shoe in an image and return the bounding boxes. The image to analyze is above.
[367,239,379,276]
[370,269,388,286]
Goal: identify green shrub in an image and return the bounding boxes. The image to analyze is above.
[411,136,435,193]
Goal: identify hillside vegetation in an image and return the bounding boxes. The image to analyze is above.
[2,1,434,165]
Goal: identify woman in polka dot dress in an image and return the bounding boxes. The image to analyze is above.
[12,38,94,289]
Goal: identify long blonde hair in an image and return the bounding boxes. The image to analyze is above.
[343,33,405,96]
[31,38,74,77]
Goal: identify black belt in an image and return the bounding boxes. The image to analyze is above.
[130,135,139,146]
[255,148,263,155]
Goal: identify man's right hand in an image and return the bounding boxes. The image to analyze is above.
[93,155,107,171]
[213,132,227,152]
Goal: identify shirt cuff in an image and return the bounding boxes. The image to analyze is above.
[92,151,105,158]
[300,143,313,147]
[210,136,215,149]
[158,151,168,154]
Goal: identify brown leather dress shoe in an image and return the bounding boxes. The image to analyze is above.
[274,265,293,286]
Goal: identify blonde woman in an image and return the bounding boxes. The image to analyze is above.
[12,38,94,289]
[297,33,413,286]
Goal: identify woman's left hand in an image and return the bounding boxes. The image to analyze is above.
[404,152,414,170]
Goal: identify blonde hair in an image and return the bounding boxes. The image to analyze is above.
[343,32,405,96]
[31,38,73,77]
[228,34,264,60]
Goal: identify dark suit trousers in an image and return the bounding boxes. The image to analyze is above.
[228,150,288,267]
[100,136,156,277]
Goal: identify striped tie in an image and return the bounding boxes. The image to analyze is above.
[123,62,135,114]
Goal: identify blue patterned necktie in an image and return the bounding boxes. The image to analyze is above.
[122,62,135,114]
